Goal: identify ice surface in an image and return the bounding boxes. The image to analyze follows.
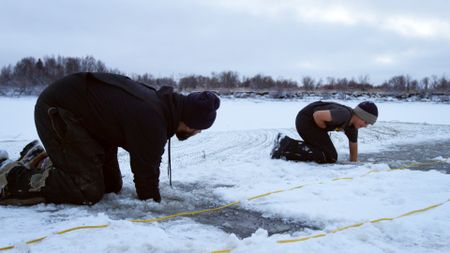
[1,97,449,252]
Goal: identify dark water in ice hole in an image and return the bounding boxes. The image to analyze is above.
[87,140,450,238]
[192,139,450,238]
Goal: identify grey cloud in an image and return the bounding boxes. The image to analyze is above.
[0,0,449,84]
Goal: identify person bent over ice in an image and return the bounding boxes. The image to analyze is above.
[0,72,220,205]
[271,101,378,164]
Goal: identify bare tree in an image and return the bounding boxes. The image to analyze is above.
[302,76,315,91]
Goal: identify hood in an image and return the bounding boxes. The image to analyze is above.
[156,86,185,138]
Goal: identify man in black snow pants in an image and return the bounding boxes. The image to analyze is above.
[271,101,378,164]
[0,72,220,205]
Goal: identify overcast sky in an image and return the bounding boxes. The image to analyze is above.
[1,0,449,83]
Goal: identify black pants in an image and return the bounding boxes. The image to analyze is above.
[33,100,122,204]
[287,112,337,164]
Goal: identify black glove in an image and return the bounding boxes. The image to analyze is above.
[151,188,161,203]
[136,184,161,203]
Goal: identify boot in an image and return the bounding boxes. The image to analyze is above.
[18,140,47,170]
[0,151,14,191]
[0,150,12,170]
[0,149,8,162]
[0,143,50,206]
[0,163,46,206]
[18,140,40,161]
[271,133,291,159]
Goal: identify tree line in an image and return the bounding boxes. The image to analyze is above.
[1,55,449,96]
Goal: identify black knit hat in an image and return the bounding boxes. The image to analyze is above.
[353,101,378,124]
[182,91,220,130]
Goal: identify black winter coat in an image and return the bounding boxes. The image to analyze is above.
[38,72,184,200]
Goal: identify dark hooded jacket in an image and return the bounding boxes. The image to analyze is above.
[37,72,184,200]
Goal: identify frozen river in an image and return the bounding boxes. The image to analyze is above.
[1,97,450,253]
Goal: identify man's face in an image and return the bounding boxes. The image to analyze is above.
[353,116,369,129]
[176,128,201,141]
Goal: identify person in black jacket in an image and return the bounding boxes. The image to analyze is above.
[271,101,378,164]
[0,72,220,205]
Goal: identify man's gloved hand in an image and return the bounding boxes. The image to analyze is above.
[151,188,161,203]
[136,184,161,203]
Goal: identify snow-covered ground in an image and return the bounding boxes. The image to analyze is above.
[1,97,450,253]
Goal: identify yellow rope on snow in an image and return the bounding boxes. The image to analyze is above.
[332,177,353,181]
[0,160,446,251]
[212,198,450,252]
[0,225,109,251]
[276,198,449,244]
[363,160,443,176]
[210,250,233,253]
[56,224,110,234]
[130,201,242,223]
[25,236,47,245]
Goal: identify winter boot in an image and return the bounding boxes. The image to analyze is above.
[0,150,11,169]
[271,133,283,159]
[18,140,47,170]
[1,150,14,191]
[0,162,47,206]
[18,140,40,161]
[271,134,317,162]
[271,133,292,159]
